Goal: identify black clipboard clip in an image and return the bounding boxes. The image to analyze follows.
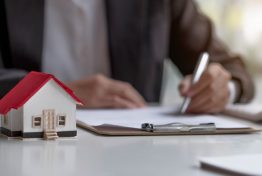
[141,122,216,132]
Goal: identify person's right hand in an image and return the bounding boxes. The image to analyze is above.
[67,74,146,109]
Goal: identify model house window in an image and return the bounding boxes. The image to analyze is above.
[3,114,8,125]
[32,116,42,128]
[57,115,66,126]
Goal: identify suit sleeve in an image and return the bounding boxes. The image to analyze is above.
[169,0,254,103]
[0,70,27,98]
[0,1,28,98]
[0,54,27,98]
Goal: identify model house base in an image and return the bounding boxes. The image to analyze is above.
[0,127,77,138]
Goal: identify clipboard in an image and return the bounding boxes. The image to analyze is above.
[77,120,259,136]
[76,106,260,136]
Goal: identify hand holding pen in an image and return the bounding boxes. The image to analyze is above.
[179,52,232,114]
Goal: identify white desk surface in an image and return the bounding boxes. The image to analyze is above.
[0,118,262,176]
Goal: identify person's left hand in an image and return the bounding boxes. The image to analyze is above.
[179,63,232,114]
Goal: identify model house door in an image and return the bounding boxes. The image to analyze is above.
[43,109,55,131]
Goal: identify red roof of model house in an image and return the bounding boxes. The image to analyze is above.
[0,71,83,114]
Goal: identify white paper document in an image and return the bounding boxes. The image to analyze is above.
[200,154,262,175]
[76,106,249,129]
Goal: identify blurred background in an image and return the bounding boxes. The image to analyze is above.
[162,0,262,105]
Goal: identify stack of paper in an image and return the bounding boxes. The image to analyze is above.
[223,103,262,122]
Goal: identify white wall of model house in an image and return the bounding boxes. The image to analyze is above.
[10,108,23,131]
[22,79,76,133]
[1,107,23,132]
[1,111,11,130]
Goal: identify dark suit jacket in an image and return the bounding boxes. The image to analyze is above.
[0,0,255,102]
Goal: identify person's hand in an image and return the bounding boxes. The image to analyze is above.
[67,74,146,109]
[179,63,231,113]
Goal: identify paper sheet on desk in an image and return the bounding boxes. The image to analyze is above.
[76,106,248,129]
[199,154,262,175]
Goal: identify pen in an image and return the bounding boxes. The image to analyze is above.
[180,52,209,114]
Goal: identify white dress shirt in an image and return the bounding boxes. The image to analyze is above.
[42,0,110,82]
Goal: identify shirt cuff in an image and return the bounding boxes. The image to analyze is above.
[228,81,240,104]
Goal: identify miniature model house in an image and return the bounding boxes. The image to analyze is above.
[0,71,83,139]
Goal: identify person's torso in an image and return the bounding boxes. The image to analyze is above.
[2,0,171,102]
